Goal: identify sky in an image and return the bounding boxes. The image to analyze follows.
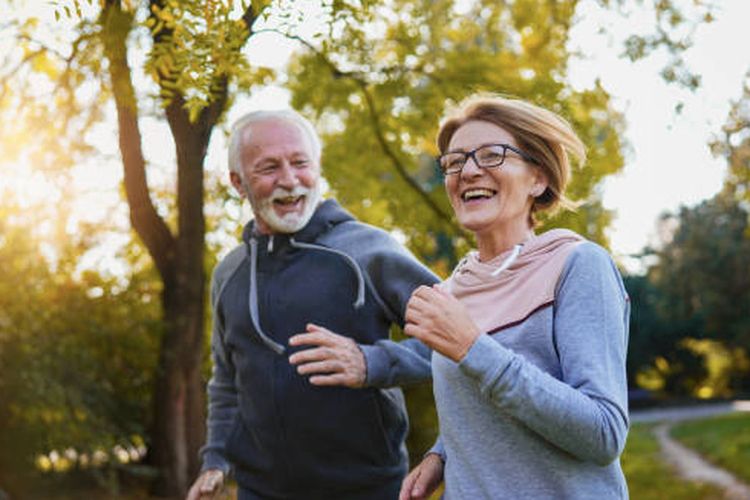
[3,0,750,275]
[567,0,750,270]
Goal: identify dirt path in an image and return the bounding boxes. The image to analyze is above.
[654,423,750,499]
[632,401,750,500]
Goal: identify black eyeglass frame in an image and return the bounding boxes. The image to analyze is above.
[436,143,538,176]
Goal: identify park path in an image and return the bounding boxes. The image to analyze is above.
[631,401,750,500]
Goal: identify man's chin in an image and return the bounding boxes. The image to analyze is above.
[260,207,311,234]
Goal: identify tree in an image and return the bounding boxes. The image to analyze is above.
[1,0,716,495]
[0,193,161,496]
[711,68,750,208]
[645,195,750,393]
[2,0,279,495]
[291,1,613,267]
[284,0,711,267]
[624,273,709,398]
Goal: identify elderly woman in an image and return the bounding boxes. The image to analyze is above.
[400,95,630,499]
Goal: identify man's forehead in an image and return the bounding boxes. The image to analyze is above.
[242,119,310,149]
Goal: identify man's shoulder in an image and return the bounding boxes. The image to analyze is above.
[212,244,246,285]
[314,198,400,251]
[320,219,404,256]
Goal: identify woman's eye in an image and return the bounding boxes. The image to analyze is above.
[478,151,503,162]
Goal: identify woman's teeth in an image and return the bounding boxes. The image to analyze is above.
[462,188,495,201]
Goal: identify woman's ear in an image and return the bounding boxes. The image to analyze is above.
[530,170,549,198]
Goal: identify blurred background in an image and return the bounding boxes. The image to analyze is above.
[1,0,749,498]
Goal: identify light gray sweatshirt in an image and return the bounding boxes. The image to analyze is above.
[430,241,630,499]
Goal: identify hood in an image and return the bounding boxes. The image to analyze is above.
[443,228,585,334]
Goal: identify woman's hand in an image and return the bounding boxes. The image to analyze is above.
[404,285,481,362]
[399,453,444,500]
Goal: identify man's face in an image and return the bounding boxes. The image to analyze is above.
[231,118,321,234]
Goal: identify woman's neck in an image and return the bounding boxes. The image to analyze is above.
[475,224,534,262]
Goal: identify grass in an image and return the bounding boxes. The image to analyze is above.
[621,423,723,499]
[671,411,750,484]
[10,416,750,499]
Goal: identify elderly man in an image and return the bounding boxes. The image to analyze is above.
[187,109,438,500]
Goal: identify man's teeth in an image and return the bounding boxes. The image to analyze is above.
[274,195,304,205]
[462,188,495,201]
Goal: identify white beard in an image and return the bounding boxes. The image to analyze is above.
[248,182,321,234]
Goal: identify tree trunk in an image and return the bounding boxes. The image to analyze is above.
[150,96,220,497]
[101,0,253,495]
[102,3,213,496]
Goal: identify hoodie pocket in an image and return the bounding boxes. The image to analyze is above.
[224,416,279,477]
[289,387,398,468]
[372,388,408,458]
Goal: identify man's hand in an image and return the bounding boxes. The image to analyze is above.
[399,453,444,500]
[288,324,366,387]
[186,469,225,500]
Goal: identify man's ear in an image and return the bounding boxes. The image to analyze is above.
[230,171,245,199]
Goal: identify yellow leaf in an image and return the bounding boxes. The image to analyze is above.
[31,53,60,80]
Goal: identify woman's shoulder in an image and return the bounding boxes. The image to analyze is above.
[558,240,627,297]
[569,239,612,261]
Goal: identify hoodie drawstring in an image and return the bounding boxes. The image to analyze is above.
[289,237,366,309]
[248,238,286,355]
[246,236,366,355]
[491,243,524,277]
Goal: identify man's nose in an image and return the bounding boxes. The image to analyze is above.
[276,161,298,187]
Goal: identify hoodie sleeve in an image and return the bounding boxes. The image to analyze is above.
[457,243,630,465]
[199,267,239,474]
[359,242,441,387]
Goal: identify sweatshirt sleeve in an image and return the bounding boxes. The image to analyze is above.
[199,271,239,474]
[458,243,630,465]
[359,242,441,387]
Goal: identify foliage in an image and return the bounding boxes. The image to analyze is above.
[651,195,750,391]
[286,0,629,268]
[0,0,720,495]
[671,412,750,485]
[626,68,750,399]
[0,197,160,495]
[624,274,708,397]
[711,69,750,212]
[625,193,750,397]
[621,423,723,499]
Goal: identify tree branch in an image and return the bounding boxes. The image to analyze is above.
[101,0,176,281]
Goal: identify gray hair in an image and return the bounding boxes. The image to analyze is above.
[227,109,322,175]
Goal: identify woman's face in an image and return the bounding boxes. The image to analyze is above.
[444,120,546,236]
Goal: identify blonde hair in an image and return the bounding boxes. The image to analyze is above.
[437,94,585,226]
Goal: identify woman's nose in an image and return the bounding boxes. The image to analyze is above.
[460,156,483,178]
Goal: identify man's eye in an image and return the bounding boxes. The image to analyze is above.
[292,159,310,168]
[256,163,278,174]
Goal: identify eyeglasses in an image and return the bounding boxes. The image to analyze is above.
[437,143,538,175]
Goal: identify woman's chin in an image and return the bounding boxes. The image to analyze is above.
[457,215,493,234]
